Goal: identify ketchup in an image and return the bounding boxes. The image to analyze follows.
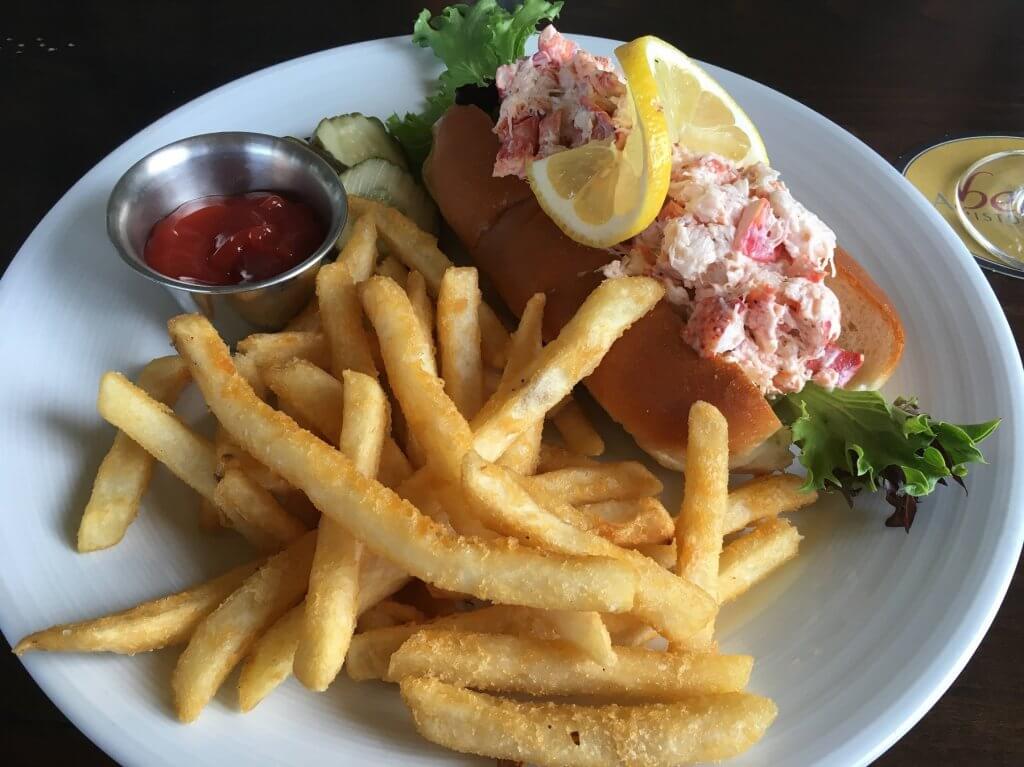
[143,192,326,285]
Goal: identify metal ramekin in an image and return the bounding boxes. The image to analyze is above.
[107,132,347,334]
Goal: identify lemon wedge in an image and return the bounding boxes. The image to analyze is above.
[528,36,767,247]
[625,35,768,166]
[526,44,672,248]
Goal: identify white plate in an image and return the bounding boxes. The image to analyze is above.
[1,34,1022,767]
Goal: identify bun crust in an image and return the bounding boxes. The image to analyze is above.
[827,249,905,389]
[425,106,904,470]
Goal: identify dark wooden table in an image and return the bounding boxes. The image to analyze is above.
[2,1,1022,764]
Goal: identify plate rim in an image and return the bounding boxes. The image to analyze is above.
[1,32,1022,767]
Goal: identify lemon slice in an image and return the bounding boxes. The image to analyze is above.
[526,47,672,248]
[626,35,768,166]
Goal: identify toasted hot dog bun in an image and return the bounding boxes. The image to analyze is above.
[424,105,903,470]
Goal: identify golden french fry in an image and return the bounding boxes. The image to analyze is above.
[347,604,562,681]
[472,277,664,462]
[376,254,409,287]
[495,293,546,476]
[601,613,658,647]
[388,630,751,699]
[356,600,426,632]
[236,331,330,371]
[724,474,818,534]
[237,552,408,707]
[532,610,616,667]
[13,561,260,655]
[214,426,292,495]
[537,443,599,472]
[233,353,268,399]
[237,602,305,712]
[316,213,379,377]
[437,267,484,419]
[529,463,663,506]
[360,277,473,482]
[461,452,714,642]
[719,518,802,603]
[78,356,191,552]
[401,677,777,766]
[349,196,509,369]
[213,467,307,553]
[285,299,321,332]
[675,402,729,649]
[262,358,412,488]
[579,498,675,546]
[197,496,225,532]
[172,531,317,722]
[169,314,638,615]
[551,398,605,457]
[295,370,388,692]
[97,372,218,500]
[406,270,435,345]
[630,543,675,569]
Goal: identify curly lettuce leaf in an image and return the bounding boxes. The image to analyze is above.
[386,0,563,168]
[774,384,999,528]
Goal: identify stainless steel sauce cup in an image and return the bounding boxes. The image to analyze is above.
[107,132,347,335]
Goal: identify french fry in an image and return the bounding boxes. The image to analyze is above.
[347,604,563,681]
[376,254,409,287]
[579,497,675,546]
[235,331,330,371]
[294,370,387,692]
[406,270,435,347]
[388,630,752,699]
[437,267,484,419]
[719,518,802,603]
[495,293,545,476]
[601,613,658,647]
[360,277,473,483]
[529,463,663,505]
[628,543,675,569]
[349,197,509,369]
[213,467,307,553]
[316,213,378,377]
[78,356,191,552]
[237,602,304,712]
[97,372,218,500]
[214,426,292,495]
[285,299,321,332]
[537,443,599,472]
[262,358,412,488]
[13,561,260,655]
[472,277,664,462]
[401,677,777,766]
[675,402,729,649]
[233,353,267,399]
[169,314,637,615]
[532,610,616,667]
[172,531,317,722]
[356,600,426,632]
[236,552,409,708]
[551,398,605,457]
[461,452,714,642]
[724,474,817,534]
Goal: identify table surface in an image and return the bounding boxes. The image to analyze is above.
[2,0,1022,764]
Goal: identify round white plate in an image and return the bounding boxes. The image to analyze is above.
[1,34,1021,767]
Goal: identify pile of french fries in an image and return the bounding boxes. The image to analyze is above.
[16,198,817,766]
